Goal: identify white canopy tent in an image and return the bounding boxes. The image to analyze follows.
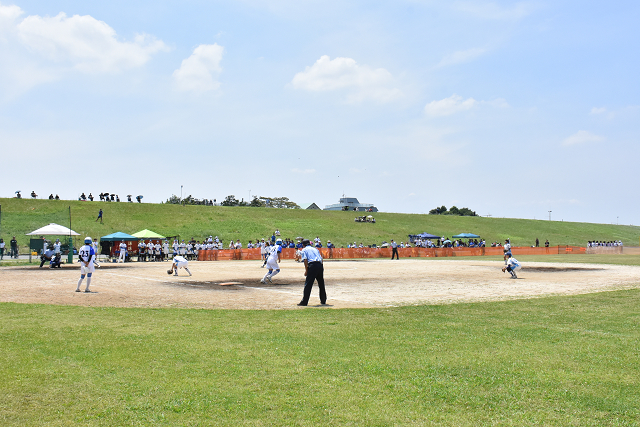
[26,223,80,236]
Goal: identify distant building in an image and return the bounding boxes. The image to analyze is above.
[299,202,321,210]
[324,197,378,212]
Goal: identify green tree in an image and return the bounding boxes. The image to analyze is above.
[166,195,181,204]
[258,196,300,209]
[250,197,266,207]
[221,195,240,206]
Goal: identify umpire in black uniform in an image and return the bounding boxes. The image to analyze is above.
[298,239,327,306]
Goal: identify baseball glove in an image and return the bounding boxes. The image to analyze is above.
[167,269,173,275]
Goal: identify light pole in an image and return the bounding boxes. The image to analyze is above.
[548,210,552,221]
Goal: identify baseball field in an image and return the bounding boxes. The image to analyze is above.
[1,255,640,425]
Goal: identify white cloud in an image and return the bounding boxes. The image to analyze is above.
[424,94,478,116]
[291,55,401,103]
[454,1,535,20]
[590,107,606,115]
[15,12,166,73]
[0,3,22,26]
[173,44,224,92]
[437,47,486,67]
[562,130,605,146]
[423,94,509,116]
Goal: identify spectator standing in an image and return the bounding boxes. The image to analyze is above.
[10,236,18,258]
[545,239,550,248]
[96,209,103,223]
[535,238,539,247]
[0,238,4,259]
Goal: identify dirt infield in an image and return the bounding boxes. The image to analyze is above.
[1,259,639,310]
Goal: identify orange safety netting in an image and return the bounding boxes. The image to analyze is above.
[197,246,586,261]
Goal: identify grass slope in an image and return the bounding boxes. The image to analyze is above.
[1,290,639,425]
[1,198,638,250]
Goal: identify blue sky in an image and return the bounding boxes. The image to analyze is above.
[1,1,639,225]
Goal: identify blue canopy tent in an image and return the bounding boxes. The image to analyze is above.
[408,232,441,242]
[100,232,138,258]
[100,232,138,241]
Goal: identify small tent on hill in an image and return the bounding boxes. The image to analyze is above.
[132,229,166,239]
[452,233,480,239]
[408,232,440,243]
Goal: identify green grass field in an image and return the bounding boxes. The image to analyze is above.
[1,289,639,426]
[1,198,638,251]
[3,199,640,424]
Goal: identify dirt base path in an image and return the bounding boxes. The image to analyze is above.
[1,259,639,310]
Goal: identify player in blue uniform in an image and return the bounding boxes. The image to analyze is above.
[76,237,96,292]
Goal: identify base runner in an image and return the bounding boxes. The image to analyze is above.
[261,239,282,283]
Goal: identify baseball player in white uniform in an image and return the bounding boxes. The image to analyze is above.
[503,239,512,265]
[53,239,61,255]
[502,254,521,279]
[261,239,282,283]
[92,238,101,267]
[118,241,127,263]
[163,240,169,260]
[76,237,96,292]
[168,255,192,276]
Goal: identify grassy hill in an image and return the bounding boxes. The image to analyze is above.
[1,198,638,250]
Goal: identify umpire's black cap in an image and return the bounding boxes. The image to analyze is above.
[302,239,311,246]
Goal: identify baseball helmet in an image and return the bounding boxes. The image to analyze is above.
[84,237,92,244]
[276,238,283,245]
